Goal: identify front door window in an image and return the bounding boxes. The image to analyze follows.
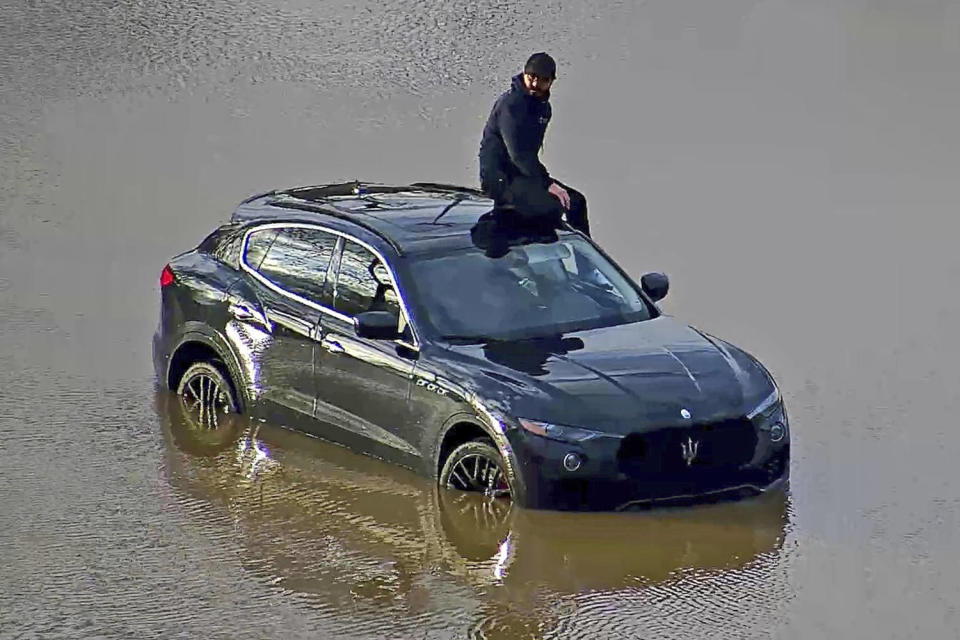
[333,240,407,336]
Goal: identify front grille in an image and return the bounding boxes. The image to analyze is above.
[617,418,758,478]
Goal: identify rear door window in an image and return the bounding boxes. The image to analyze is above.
[253,227,338,306]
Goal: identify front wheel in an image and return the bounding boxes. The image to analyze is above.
[440,439,511,499]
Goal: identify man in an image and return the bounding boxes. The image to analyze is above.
[479,52,590,236]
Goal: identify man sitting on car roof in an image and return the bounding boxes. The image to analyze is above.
[479,52,590,236]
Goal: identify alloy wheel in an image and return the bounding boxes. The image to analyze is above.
[446,452,510,498]
[179,365,234,430]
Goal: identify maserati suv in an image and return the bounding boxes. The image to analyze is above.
[153,181,789,510]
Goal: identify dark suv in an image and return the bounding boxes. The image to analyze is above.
[153,182,789,510]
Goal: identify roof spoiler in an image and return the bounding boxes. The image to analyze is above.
[238,188,278,205]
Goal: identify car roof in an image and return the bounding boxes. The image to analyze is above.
[230,181,576,256]
[231,181,505,255]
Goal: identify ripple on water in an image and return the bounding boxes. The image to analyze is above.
[6,0,959,637]
[144,390,797,638]
[0,0,601,111]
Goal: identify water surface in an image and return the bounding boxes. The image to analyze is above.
[2,0,959,637]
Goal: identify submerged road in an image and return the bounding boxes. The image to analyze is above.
[1,1,959,637]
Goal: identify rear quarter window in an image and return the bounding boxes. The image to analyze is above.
[213,227,247,268]
[197,224,248,269]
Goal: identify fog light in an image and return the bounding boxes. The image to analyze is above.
[563,453,582,472]
[769,421,786,443]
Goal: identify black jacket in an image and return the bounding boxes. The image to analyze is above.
[479,74,552,192]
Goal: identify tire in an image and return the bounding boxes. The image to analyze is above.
[176,361,239,428]
[439,439,511,499]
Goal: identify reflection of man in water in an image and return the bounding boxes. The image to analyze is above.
[479,52,590,236]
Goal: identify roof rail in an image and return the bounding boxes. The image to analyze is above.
[408,182,485,197]
[281,181,374,201]
[282,181,486,202]
[270,199,405,255]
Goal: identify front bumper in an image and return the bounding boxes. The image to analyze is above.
[505,423,790,511]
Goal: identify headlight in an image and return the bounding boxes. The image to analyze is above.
[518,418,605,443]
[748,387,788,442]
[747,386,780,420]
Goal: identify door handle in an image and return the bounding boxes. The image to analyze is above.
[321,338,345,354]
[266,308,312,337]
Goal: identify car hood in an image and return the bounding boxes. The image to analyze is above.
[435,316,775,434]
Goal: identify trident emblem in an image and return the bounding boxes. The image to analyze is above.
[680,437,700,466]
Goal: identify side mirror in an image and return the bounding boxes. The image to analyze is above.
[354,311,401,340]
[640,272,669,302]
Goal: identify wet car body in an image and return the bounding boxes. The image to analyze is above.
[153,181,790,510]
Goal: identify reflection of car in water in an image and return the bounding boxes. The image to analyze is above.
[158,392,789,601]
[153,181,790,510]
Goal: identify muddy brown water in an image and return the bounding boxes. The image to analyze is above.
[2,1,959,638]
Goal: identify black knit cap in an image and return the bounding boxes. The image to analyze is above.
[524,52,556,79]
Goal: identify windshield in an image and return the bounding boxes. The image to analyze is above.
[407,236,655,341]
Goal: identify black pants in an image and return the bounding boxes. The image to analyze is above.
[482,174,590,237]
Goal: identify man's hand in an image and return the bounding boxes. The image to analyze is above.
[548,182,570,209]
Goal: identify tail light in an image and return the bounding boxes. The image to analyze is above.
[160,264,175,288]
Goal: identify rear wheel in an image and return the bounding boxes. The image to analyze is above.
[440,439,511,499]
[176,361,238,430]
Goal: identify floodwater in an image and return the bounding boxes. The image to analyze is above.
[1,0,958,638]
